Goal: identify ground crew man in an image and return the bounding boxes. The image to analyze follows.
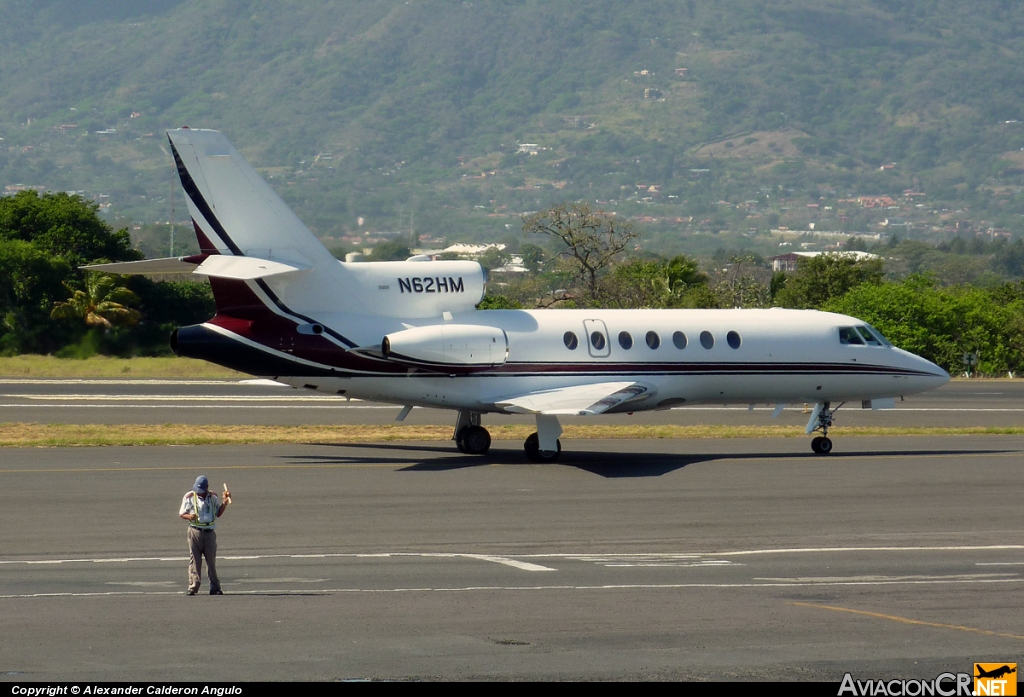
[178,475,230,595]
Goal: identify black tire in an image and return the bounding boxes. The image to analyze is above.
[454,429,467,453]
[817,436,833,454]
[524,432,562,462]
[810,436,823,453]
[461,425,491,455]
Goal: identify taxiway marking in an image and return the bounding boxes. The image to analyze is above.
[2,576,1022,601]
[0,552,556,572]
[791,601,1024,641]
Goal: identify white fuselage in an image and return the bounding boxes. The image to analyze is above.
[263,307,949,412]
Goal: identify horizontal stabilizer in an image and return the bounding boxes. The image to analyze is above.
[81,257,200,275]
[191,255,308,280]
[82,255,308,280]
[494,381,650,416]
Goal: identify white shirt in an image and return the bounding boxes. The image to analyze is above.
[179,491,220,528]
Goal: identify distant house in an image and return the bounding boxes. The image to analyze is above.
[768,250,880,273]
[674,68,689,77]
[858,195,897,209]
[643,88,662,99]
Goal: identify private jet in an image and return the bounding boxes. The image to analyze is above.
[87,129,950,461]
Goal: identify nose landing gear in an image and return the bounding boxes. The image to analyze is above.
[806,401,842,455]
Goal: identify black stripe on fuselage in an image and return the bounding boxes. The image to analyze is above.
[168,135,356,349]
[198,325,940,380]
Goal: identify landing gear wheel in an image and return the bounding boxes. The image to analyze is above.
[458,425,491,455]
[811,436,833,455]
[524,432,561,462]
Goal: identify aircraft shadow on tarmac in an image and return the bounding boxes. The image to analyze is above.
[288,444,1016,479]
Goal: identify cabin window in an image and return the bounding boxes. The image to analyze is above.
[563,331,579,350]
[700,331,715,349]
[590,331,606,351]
[839,327,864,345]
[672,331,687,349]
[645,331,661,349]
[727,331,741,349]
[618,331,633,350]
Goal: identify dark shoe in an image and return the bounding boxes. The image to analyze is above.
[210,589,223,595]
[187,589,197,595]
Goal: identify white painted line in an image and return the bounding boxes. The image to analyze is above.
[539,545,1024,560]
[674,407,1024,412]
[4,545,1020,567]
[0,379,241,386]
[462,555,556,572]
[105,581,176,587]
[2,577,1022,600]
[234,578,330,584]
[754,573,1015,583]
[0,404,398,409]
[0,551,557,572]
[977,562,1024,566]
[8,394,353,402]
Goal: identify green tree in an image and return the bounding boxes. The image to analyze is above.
[51,273,141,329]
[522,202,639,303]
[477,246,510,271]
[477,294,523,309]
[825,276,1024,374]
[775,254,884,309]
[0,191,139,265]
[367,240,411,261]
[519,243,545,273]
[0,239,73,354]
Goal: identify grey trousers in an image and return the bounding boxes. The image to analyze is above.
[187,526,220,593]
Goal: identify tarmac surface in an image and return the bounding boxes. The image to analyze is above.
[1,430,1023,680]
[1,376,1023,428]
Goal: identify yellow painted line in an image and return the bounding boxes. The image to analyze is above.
[790,601,1024,640]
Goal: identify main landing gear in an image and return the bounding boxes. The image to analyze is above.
[806,401,842,455]
[453,412,563,461]
[453,411,491,455]
[524,414,562,462]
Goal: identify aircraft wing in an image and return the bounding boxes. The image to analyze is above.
[493,381,650,416]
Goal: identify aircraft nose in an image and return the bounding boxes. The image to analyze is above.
[915,355,950,389]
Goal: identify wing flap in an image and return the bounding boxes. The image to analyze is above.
[494,381,650,416]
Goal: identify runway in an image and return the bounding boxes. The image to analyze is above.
[0,377,1022,427]
[1,435,1022,681]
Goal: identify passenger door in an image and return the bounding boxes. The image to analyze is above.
[583,319,611,358]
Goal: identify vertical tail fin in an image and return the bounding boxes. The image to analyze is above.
[167,128,349,318]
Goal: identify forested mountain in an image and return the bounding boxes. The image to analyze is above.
[2,0,1024,256]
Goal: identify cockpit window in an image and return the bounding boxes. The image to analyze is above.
[856,326,881,346]
[839,327,864,345]
[864,324,892,346]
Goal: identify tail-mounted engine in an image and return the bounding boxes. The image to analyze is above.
[381,324,508,370]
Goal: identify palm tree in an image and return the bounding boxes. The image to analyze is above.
[51,274,141,328]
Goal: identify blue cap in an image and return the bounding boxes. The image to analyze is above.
[193,475,209,494]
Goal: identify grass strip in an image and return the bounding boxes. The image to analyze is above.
[2,423,1024,448]
[0,355,242,379]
